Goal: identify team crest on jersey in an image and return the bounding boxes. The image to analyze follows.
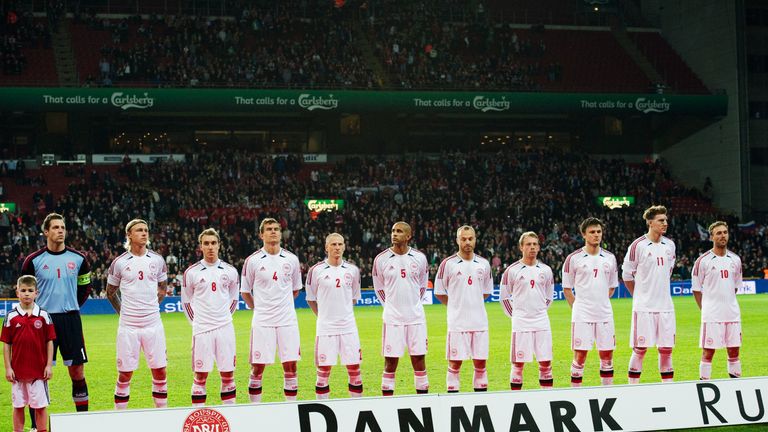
[666,250,674,258]
[410,262,419,271]
[67,261,76,270]
[476,268,484,278]
[150,262,158,273]
[221,274,230,283]
[729,262,736,270]
[602,262,611,271]
[538,273,546,283]
[183,408,231,432]
[282,263,292,274]
[34,320,43,329]
[344,273,353,284]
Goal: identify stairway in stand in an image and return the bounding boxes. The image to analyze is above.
[52,20,79,86]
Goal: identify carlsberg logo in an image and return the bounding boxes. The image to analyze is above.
[111,92,154,110]
[635,97,670,114]
[298,94,338,111]
[473,96,510,112]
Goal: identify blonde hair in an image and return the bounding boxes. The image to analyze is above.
[259,218,280,233]
[518,231,539,247]
[17,275,38,290]
[325,233,344,245]
[643,205,667,221]
[198,228,221,243]
[708,221,728,235]
[124,218,150,249]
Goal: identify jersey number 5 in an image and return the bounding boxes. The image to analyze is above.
[400,269,406,278]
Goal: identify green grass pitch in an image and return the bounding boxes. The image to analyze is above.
[2,295,767,431]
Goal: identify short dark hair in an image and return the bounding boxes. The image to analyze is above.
[579,217,604,234]
[42,213,65,232]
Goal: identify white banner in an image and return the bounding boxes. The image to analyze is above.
[92,154,186,164]
[52,377,768,431]
[737,281,757,295]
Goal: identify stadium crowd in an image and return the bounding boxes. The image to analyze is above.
[367,0,560,90]
[80,1,373,88]
[0,1,52,77]
[69,0,567,91]
[1,150,766,297]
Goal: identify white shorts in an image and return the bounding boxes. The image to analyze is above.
[510,330,552,363]
[249,324,301,364]
[446,330,489,361]
[116,323,168,371]
[630,311,676,348]
[193,323,237,373]
[700,322,742,349]
[571,321,616,351]
[315,332,362,366]
[11,380,49,409]
[382,323,427,357]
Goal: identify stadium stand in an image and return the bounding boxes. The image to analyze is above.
[0,3,57,86]
[0,151,765,297]
[0,0,708,93]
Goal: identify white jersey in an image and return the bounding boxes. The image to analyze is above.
[562,247,618,323]
[107,250,168,327]
[372,247,429,325]
[500,260,554,332]
[691,250,742,323]
[621,235,676,312]
[305,259,361,336]
[240,248,302,327]
[181,259,240,335]
[433,253,493,332]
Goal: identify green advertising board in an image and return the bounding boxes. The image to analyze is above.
[304,199,345,212]
[597,196,635,209]
[0,88,727,116]
[0,203,16,213]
